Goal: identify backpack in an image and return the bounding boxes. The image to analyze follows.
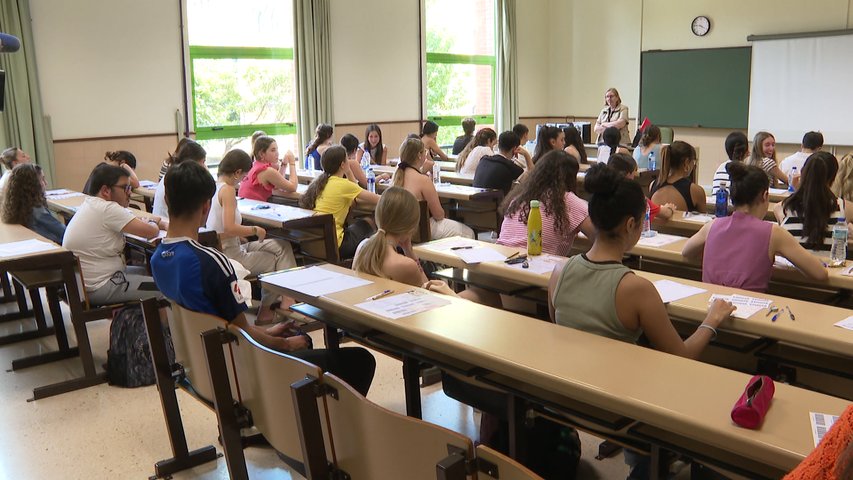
[106,304,175,388]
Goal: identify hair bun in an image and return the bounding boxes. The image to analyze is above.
[725,161,747,181]
[583,163,620,195]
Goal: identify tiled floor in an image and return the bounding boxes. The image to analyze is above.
[0,295,649,479]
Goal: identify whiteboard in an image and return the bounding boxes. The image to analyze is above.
[748,33,853,145]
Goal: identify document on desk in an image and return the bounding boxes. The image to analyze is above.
[508,254,564,275]
[708,294,773,319]
[774,255,795,269]
[0,239,60,257]
[637,233,683,248]
[124,229,168,244]
[653,279,707,303]
[138,180,158,188]
[682,212,715,224]
[241,204,312,222]
[769,188,789,196]
[455,247,506,264]
[810,412,840,447]
[420,238,481,252]
[44,189,85,200]
[834,316,853,331]
[355,291,451,319]
[262,266,372,297]
[840,265,853,277]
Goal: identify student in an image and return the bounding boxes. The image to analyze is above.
[650,141,705,212]
[152,160,376,396]
[548,163,735,479]
[608,153,675,222]
[473,131,529,195]
[237,135,298,202]
[831,153,853,203]
[1,164,66,244]
[158,137,191,182]
[747,131,787,186]
[632,125,661,170]
[683,163,826,292]
[498,150,595,256]
[392,137,474,240]
[780,131,824,177]
[596,126,630,164]
[305,123,334,169]
[712,132,749,194]
[153,140,207,218]
[207,149,297,323]
[593,87,630,144]
[0,146,32,192]
[452,117,475,155]
[531,125,564,165]
[358,123,388,165]
[341,134,369,188]
[299,145,380,259]
[511,123,534,167]
[783,404,852,480]
[420,120,449,161]
[456,128,497,175]
[63,163,167,305]
[250,130,267,150]
[774,152,853,251]
[562,126,588,164]
[104,151,140,189]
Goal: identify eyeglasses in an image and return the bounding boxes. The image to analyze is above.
[112,184,132,193]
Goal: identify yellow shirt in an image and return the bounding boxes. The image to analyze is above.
[314,175,363,246]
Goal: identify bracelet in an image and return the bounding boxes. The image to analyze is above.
[698,324,718,340]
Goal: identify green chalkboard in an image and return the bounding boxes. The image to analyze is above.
[640,47,751,129]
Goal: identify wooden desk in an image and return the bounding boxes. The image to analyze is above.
[389,158,456,172]
[263,264,849,477]
[439,171,474,186]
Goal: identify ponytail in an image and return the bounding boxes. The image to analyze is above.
[299,145,347,210]
[393,138,425,188]
[352,187,420,278]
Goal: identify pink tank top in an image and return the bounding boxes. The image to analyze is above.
[703,211,773,292]
[238,161,273,201]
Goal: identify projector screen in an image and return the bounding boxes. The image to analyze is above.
[748,33,853,145]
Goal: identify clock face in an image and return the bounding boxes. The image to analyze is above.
[692,16,710,36]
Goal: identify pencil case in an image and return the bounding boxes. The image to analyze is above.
[731,375,775,429]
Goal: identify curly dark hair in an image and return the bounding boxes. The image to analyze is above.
[501,150,579,235]
[2,163,46,226]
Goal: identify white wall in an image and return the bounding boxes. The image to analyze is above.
[30,0,183,140]
[516,0,549,117]
[329,0,420,124]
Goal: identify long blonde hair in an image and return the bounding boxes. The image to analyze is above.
[352,187,420,278]
[748,131,776,168]
[832,153,853,203]
[392,138,425,188]
[456,128,496,171]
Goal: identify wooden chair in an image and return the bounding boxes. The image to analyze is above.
[475,444,543,480]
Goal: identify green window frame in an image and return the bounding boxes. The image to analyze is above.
[188,45,297,141]
[425,52,496,128]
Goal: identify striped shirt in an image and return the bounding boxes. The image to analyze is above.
[780,198,845,251]
[497,192,589,256]
[712,160,731,194]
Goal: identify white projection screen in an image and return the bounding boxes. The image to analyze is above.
[748,33,853,145]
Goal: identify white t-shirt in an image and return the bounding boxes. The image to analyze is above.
[779,151,811,176]
[459,146,495,175]
[206,182,240,234]
[712,160,732,194]
[152,179,168,219]
[0,170,11,192]
[62,196,136,290]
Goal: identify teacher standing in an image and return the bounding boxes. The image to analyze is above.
[594,87,631,145]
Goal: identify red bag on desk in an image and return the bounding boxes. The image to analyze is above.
[731,375,775,429]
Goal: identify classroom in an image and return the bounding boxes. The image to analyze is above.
[0,0,851,479]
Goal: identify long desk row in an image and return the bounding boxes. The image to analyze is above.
[262,263,849,478]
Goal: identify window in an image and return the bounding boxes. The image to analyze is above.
[187,0,297,163]
[424,0,496,148]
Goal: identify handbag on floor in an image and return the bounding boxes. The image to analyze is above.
[106,304,175,388]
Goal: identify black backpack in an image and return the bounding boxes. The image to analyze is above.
[106,304,175,388]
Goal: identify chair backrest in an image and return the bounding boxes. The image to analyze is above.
[170,304,230,402]
[321,372,475,480]
[475,445,543,480]
[226,324,323,465]
[659,126,674,144]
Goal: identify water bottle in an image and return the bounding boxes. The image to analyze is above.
[830,219,848,267]
[367,168,376,194]
[527,200,542,256]
[641,203,655,237]
[432,162,441,185]
[648,151,656,171]
[361,151,371,171]
[715,181,729,218]
[788,167,797,192]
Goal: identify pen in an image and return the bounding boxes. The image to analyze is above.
[366,289,394,301]
[506,251,520,261]
[786,305,795,321]
[451,246,473,250]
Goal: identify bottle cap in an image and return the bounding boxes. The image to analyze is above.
[530,200,540,208]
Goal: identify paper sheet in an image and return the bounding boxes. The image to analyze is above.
[507,254,564,275]
[682,212,715,224]
[653,279,707,303]
[240,203,313,222]
[810,412,840,447]
[44,189,85,200]
[138,180,158,188]
[124,229,167,244]
[637,233,684,248]
[262,266,372,297]
[355,291,451,319]
[45,188,72,195]
[834,316,853,331]
[769,187,790,196]
[708,294,773,319]
[454,247,507,264]
[841,265,853,277]
[774,255,795,269]
[420,238,482,252]
[0,239,60,257]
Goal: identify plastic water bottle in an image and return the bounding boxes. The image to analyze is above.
[788,167,797,192]
[527,200,542,256]
[432,162,441,185]
[830,219,848,267]
[367,168,376,194]
[361,151,371,171]
[641,203,655,237]
[648,151,656,171]
[715,181,729,218]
